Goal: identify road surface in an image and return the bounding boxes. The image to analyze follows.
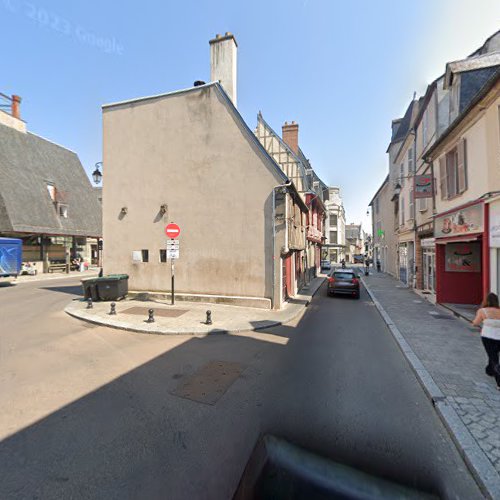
[0,275,482,498]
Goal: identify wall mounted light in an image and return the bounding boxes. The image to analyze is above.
[120,207,128,215]
[160,204,168,215]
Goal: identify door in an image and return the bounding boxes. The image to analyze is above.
[283,255,292,299]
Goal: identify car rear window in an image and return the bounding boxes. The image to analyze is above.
[333,272,356,279]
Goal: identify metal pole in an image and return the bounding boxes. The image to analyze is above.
[171,259,175,305]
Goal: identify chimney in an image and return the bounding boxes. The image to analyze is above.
[209,32,238,107]
[282,121,299,154]
[11,95,21,119]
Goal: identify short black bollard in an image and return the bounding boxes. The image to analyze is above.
[109,302,116,315]
[87,298,93,309]
[206,310,212,325]
[147,308,155,323]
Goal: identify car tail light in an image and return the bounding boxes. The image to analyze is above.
[328,277,335,283]
[352,278,359,285]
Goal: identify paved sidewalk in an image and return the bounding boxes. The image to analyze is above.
[3,269,99,284]
[363,271,500,498]
[65,276,325,335]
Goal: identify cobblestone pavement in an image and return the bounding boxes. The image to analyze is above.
[364,271,500,477]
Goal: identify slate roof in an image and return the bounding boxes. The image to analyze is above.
[0,122,102,236]
[445,52,500,88]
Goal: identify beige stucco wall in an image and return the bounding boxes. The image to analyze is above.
[434,93,500,215]
[102,85,285,306]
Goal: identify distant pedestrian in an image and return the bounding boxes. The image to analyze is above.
[341,258,346,269]
[473,293,500,389]
[376,259,381,272]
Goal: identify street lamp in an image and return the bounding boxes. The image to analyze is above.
[92,162,103,185]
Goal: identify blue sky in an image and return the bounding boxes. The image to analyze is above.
[2,0,499,229]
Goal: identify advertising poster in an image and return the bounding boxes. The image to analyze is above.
[489,201,500,248]
[435,203,483,238]
[445,242,481,272]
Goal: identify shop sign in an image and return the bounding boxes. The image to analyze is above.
[421,238,435,249]
[489,201,500,248]
[435,203,483,238]
[414,175,433,199]
[445,242,481,272]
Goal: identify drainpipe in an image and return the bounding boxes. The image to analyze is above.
[272,182,292,309]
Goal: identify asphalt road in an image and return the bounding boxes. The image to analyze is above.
[0,275,482,499]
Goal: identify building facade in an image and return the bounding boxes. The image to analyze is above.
[102,34,310,309]
[324,187,346,263]
[0,93,102,273]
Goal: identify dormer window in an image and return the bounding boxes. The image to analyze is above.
[47,183,56,201]
[58,203,68,218]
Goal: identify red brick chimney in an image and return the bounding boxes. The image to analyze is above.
[11,95,21,119]
[282,121,299,154]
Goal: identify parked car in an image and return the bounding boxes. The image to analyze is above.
[320,260,331,271]
[327,269,360,299]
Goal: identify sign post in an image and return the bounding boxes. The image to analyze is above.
[165,224,181,305]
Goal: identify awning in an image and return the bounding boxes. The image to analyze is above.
[435,234,481,244]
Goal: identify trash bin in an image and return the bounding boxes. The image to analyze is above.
[95,274,129,301]
[82,278,100,300]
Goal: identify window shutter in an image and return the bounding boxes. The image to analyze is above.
[458,138,467,193]
[439,156,447,199]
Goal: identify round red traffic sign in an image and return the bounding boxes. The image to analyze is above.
[165,223,181,239]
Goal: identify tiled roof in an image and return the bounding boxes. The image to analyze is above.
[0,123,102,236]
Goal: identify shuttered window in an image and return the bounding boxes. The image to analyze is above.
[409,189,415,219]
[457,138,468,193]
[446,148,458,198]
[439,156,447,200]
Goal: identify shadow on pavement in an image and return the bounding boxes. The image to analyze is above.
[0,289,466,499]
[39,285,83,296]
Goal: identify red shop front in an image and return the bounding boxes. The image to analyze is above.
[435,201,489,305]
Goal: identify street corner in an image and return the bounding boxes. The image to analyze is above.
[63,295,309,337]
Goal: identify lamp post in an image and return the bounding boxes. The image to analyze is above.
[92,162,103,185]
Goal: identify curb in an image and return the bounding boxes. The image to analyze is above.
[362,277,500,500]
[65,278,326,336]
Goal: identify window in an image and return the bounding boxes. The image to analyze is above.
[47,183,56,201]
[159,249,167,263]
[422,111,428,147]
[439,139,467,199]
[400,196,405,226]
[400,163,404,186]
[409,189,415,220]
[329,231,338,244]
[408,147,414,174]
[58,204,68,218]
[330,214,338,226]
[418,197,428,212]
[141,249,149,262]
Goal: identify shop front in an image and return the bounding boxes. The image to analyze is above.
[435,201,488,305]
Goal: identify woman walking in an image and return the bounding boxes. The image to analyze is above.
[473,293,500,388]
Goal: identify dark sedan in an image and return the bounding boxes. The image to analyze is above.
[327,269,360,299]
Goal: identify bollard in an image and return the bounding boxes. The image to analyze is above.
[147,308,155,323]
[206,310,212,325]
[87,298,93,309]
[109,302,116,315]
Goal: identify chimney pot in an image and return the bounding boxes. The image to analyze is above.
[282,120,299,154]
[11,95,21,119]
[210,32,238,107]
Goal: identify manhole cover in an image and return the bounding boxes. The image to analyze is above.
[172,360,244,405]
[121,307,188,318]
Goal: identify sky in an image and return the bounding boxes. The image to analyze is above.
[2,0,500,232]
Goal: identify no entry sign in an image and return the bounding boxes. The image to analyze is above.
[165,223,180,239]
